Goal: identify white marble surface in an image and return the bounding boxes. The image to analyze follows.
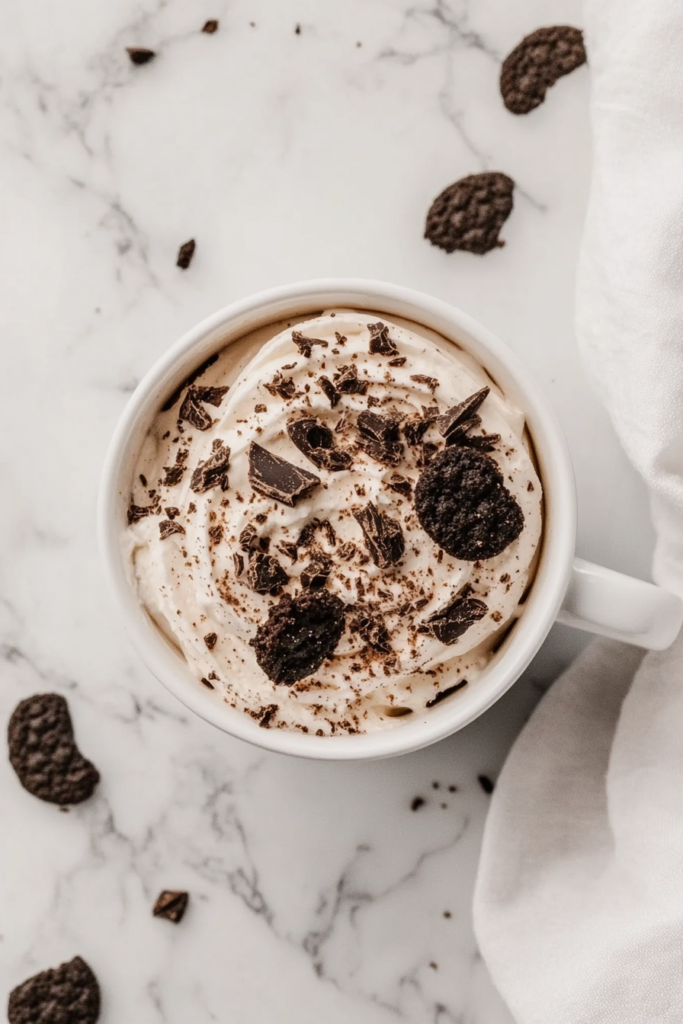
[0,1,655,1021]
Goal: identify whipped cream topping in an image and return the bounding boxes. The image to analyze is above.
[124,312,543,735]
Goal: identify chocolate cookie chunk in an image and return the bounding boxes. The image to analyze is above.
[250,591,346,684]
[8,694,100,805]
[425,173,514,255]
[501,26,586,115]
[414,448,524,560]
[8,956,100,1024]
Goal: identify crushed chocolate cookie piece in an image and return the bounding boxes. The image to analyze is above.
[287,418,353,472]
[410,374,439,391]
[165,507,180,519]
[478,774,495,794]
[415,447,524,560]
[160,519,186,540]
[176,239,196,269]
[209,524,223,545]
[247,552,289,594]
[202,18,219,32]
[153,890,189,923]
[337,541,356,561]
[264,372,297,400]
[436,387,490,436]
[190,439,231,492]
[318,375,340,407]
[8,694,100,805]
[161,353,219,411]
[333,364,368,395]
[179,385,228,430]
[501,26,586,115]
[425,173,514,255]
[257,704,279,728]
[387,474,412,498]
[422,590,488,644]
[355,612,392,653]
[388,356,407,367]
[301,554,332,590]
[127,504,154,524]
[278,541,299,563]
[127,46,156,65]
[204,632,218,650]
[250,591,346,684]
[291,330,329,357]
[8,956,100,1024]
[367,321,399,356]
[426,680,468,708]
[353,502,405,568]
[233,552,245,576]
[248,442,320,506]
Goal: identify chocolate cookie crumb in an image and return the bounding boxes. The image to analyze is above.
[204,632,218,650]
[176,239,196,269]
[478,774,495,794]
[425,172,514,255]
[248,442,321,506]
[291,331,329,357]
[160,519,186,539]
[153,890,189,923]
[190,439,231,492]
[202,19,219,33]
[367,321,398,356]
[127,47,156,65]
[8,956,100,1024]
[425,680,468,708]
[353,502,405,568]
[287,418,353,472]
[250,591,346,684]
[501,26,586,115]
[414,447,524,560]
[8,694,99,805]
[247,552,289,594]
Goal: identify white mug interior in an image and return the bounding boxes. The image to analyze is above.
[98,280,576,760]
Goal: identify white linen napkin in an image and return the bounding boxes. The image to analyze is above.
[473,2,683,1021]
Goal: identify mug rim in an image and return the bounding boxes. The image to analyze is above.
[98,278,576,760]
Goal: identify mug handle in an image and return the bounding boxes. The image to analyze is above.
[556,558,683,650]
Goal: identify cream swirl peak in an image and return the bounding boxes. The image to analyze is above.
[124,311,543,735]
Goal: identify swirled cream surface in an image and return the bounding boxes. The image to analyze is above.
[124,311,543,735]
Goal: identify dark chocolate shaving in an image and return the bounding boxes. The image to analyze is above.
[318,376,340,407]
[410,374,439,391]
[296,517,336,548]
[247,552,289,594]
[356,410,403,466]
[422,589,488,645]
[291,330,329,357]
[425,680,468,708]
[301,554,332,590]
[287,418,353,472]
[176,239,196,269]
[278,542,299,563]
[388,356,407,367]
[264,372,297,400]
[127,504,154,524]
[353,502,405,568]
[162,448,189,486]
[257,704,279,728]
[233,552,245,576]
[334,364,368,395]
[436,387,490,436]
[367,321,398,356]
[127,47,156,65]
[387,474,412,498]
[161,353,219,411]
[454,432,501,453]
[190,439,231,492]
[179,385,229,430]
[239,524,267,552]
[354,612,392,653]
[209,524,223,545]
[204,632,218,650]
[165,507,180,519]
[248,442,321,506]
[159,519,186,539]
[202,18,219,32]
[153,890,189,923]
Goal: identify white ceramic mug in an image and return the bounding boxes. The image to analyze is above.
[98,280,683,760]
